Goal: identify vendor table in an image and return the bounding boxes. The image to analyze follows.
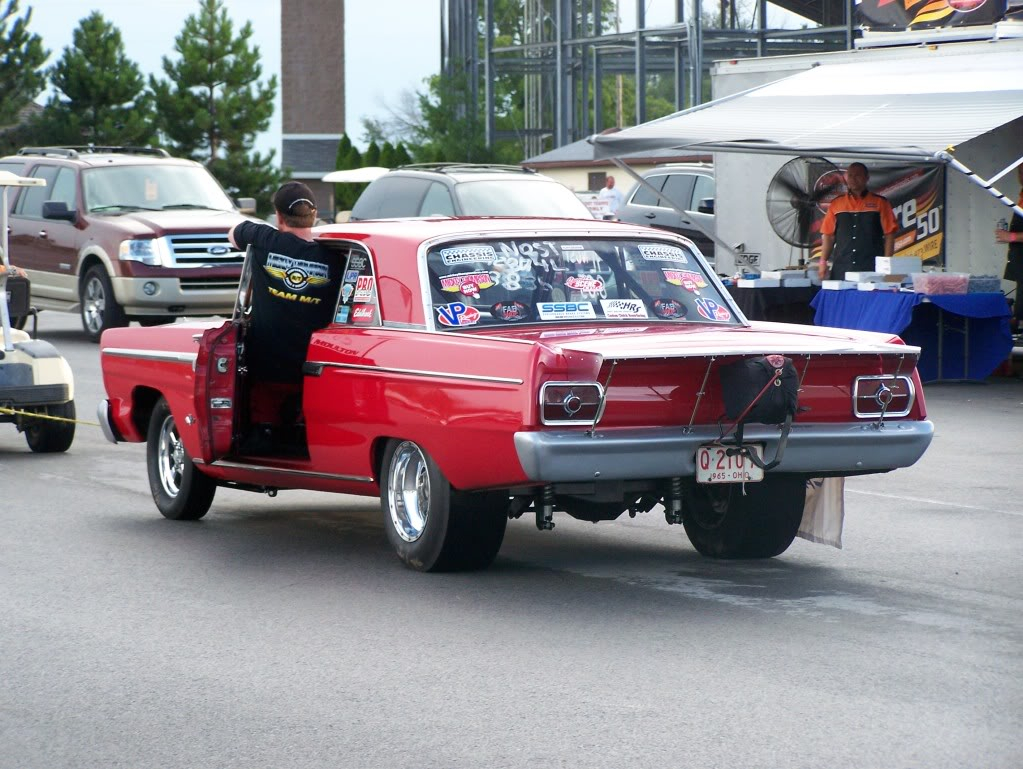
[725,285,819,324]
[809,289,1013,383]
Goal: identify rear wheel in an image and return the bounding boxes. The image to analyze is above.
[146,397,216,520]
[682,474,806,559]
[24,401,76,453]
[80,266,127,342]
[380,439,507,572]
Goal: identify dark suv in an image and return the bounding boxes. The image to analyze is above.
[349,164,593,221]
[0,146,255,341]
[615,163,716,262]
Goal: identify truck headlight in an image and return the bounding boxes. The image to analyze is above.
[119,238,167,266]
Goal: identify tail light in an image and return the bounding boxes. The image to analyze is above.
[540,382,604,425]
[853,375,915,417]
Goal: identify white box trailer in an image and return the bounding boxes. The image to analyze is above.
[591,33,1023,284]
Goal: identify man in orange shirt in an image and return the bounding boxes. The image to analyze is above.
[818,162,898,281]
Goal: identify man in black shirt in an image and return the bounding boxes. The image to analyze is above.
[229,182,339,384]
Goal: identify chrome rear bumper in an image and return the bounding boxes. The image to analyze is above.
[513,421,934,482]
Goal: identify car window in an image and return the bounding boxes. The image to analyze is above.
[629,175,666,206]
[426,237,738,330]
[691,174,714,210]
[81,164,234,213]
[351,176,432,219]
[332,244,378,326]
[453,179,592,218]
[660,173,696,212]
[50,167,77,207]
[419,181,456,216]
[15,164,60,217]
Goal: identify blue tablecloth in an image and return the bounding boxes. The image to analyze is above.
[810,290,1012,382]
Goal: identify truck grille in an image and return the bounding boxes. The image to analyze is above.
[166,233,245,267]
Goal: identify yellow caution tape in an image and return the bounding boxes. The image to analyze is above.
[0,405,100,427]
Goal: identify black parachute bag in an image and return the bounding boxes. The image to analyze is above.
[718,354,799,471]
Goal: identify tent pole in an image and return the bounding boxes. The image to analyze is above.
[938,151,1023,219]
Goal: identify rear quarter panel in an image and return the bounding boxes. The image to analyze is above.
[304,327,591,490]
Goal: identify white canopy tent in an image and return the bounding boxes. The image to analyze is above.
[590,45,1023,218]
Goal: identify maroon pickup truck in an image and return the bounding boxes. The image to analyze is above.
[0,146,256,340]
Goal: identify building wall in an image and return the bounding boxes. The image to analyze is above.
[281,0,344,215]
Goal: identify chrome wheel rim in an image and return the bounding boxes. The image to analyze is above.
[387,441,430,542]
[82,276,106,334]
[156,414,185,499]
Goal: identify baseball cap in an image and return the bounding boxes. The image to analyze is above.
[273,181,317,213]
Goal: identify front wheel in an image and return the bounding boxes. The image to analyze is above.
[80,266,127,342]
[146,397,216,520]
[24,401,76,453]
[682,474,806,559]
[380,439,507,572]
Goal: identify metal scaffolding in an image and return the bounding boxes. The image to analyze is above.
[441,0,856,157]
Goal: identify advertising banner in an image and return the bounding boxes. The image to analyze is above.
[811,163,947,268]
[856,0,1007,30]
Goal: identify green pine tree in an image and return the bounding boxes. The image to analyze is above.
[33,11,155,148]
[363,141,381,168]
[150,0,280,209]
[0,0,48,152]
[333,134,363,213]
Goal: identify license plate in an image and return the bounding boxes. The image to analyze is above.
[696,443,765,484]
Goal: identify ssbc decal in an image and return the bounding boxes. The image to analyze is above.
[600,299,648,319]
[440,271,495,298]
[436,302,481,327]
[537,301,596,321]
[695,298,732,321]
[490,301,530,322]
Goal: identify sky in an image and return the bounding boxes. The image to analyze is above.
[28,0,444,154]
[27,1,802,156]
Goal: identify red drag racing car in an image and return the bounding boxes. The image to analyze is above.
[98,217,933,571]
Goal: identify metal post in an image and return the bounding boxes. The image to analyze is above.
[484,0,494,147]
[635,0,646,125]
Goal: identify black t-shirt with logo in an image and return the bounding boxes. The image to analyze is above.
[233,221,340,382]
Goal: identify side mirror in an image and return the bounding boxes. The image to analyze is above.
[42,201,77,222]
[697,197,715,215]
[236,197,257,215]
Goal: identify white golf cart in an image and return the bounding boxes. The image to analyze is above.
[0,171,76,452]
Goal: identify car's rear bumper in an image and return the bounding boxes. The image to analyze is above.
[513,421,934,482]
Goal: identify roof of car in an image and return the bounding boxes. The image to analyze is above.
[382,163,543,180]
[314,215,670,244]
[3,146,199,168]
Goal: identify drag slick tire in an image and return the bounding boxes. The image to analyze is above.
[380,439,508,572]
[682,474,806,559]
[24,401,76,453]
[147,397,216,521]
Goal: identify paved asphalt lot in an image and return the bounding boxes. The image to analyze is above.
[1,312,1021,769]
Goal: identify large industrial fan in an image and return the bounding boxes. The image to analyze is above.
[765,156,844,264]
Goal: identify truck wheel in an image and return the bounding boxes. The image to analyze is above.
[682,474,806,559]
[24,401,76,453]
[380,439,507,572]
[147,397,216,521]
[80,266,127,342]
